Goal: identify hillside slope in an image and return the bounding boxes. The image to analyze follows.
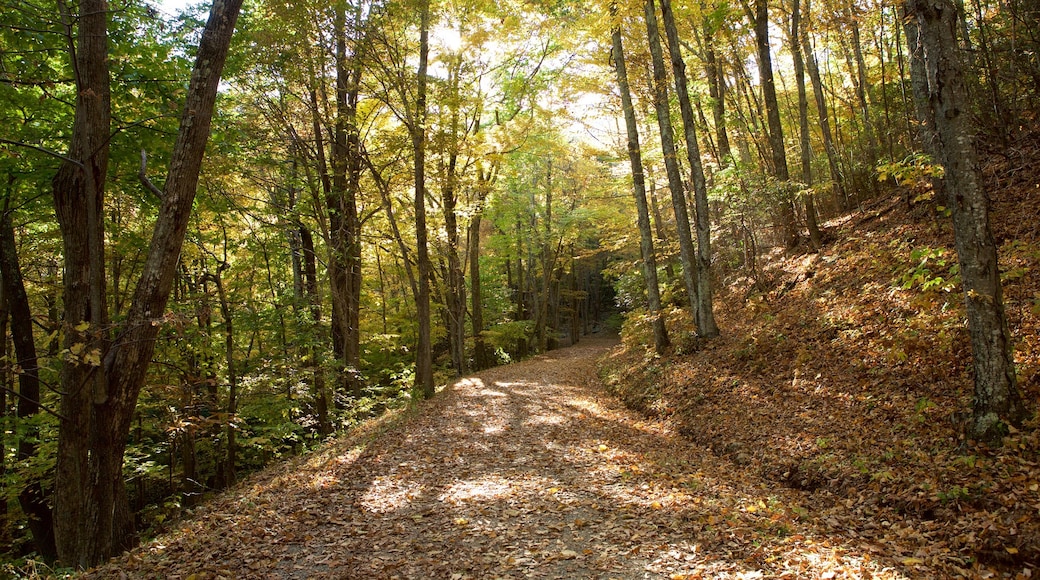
[603,136,1040,577]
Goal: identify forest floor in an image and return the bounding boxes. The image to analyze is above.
[83,335,917,579]
[81,140,1040,580]
[601,136,1040,580]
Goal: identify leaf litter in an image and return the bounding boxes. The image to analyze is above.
[84,337,905,579]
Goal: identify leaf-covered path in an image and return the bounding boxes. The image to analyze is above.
[90,337,907,579]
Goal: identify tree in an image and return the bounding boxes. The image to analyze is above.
[643,0,700,320]
[659,0,719,337]
[50,0,243,566]
[786,0,822,248]
[414,0,434,397]
[743,0,799,248]
[904,0,1026,444]
[611,4,670,354]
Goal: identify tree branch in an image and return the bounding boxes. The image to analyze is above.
[0,137,83,167]
[138,149,164,200]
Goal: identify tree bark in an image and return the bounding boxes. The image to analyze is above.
[702,23,732,165]
[469,167,495,370]
[788,0,823,248]
[52,0,243,567]
[801,15,848,209]
[0,212,55,559]
[330,2,364,400]
[414,0,434,398]
[902,7,946,207]
[643,0,701,320]
[612,5,670,353]
[904,0,1026,444]
[747,0,799,247]
[660,0,720,338]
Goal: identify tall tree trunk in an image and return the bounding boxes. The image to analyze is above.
[414,0,434,398]
[747,0,799,247]
[905,0,1026,443]
[330,3,364,400]
[213,266,236,487]
[702,22,732,165]
[613,5,670,353]
[52,0,242,567]
[644,0,700,319]
[801,13,847,208]
[902,7,946,207]
[0,212,54,559]
[51,0,117,565]
[441,56,467,374]
[469,167,495,370]
[300,228,331,435]
[789,0,823,248]
[845,4,879,175]
[660,0,720,338]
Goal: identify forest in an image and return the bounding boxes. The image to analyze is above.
[0,0,1037,573]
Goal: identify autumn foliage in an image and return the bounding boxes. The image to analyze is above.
[604,134,1040,577]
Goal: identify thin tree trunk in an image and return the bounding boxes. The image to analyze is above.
[747,0,799,247]
[0,211,54,559]
[300,228,330,435]
[789,0,823,248]
[644,0,700,319]
[614,3,669,353]
[414,0,434,397]
[701,21,732,164]
[213,266,236,487]
[802,14,848,209]
[903,9,947,207]
[469,167,495,370]
[660,0,719,337]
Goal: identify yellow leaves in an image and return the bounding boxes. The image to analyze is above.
[1006,546,1020,555]
[83,348,102,367]
[65,343,102,366]
[598,444,608,452]
[74,321,91,332]
[743,500,768,514]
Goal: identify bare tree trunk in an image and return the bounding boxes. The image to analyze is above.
[801,8,847,209]
[613,5,670,353]
[212,264,236,487]
[902,7,946,207]
[660,0,719,338]
[0,211,55,559]
[644,0,700,318]
[414,0,434,397]
[701,21,732,164]
[905,0,1026,444]
[789,0,823,248]
[746,0,799,247]
[330,3,364,400]
[469,167,495,370]
[300,228,331,435]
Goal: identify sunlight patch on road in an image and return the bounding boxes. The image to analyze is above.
[438,475,514,503]
[359,475,424,513]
